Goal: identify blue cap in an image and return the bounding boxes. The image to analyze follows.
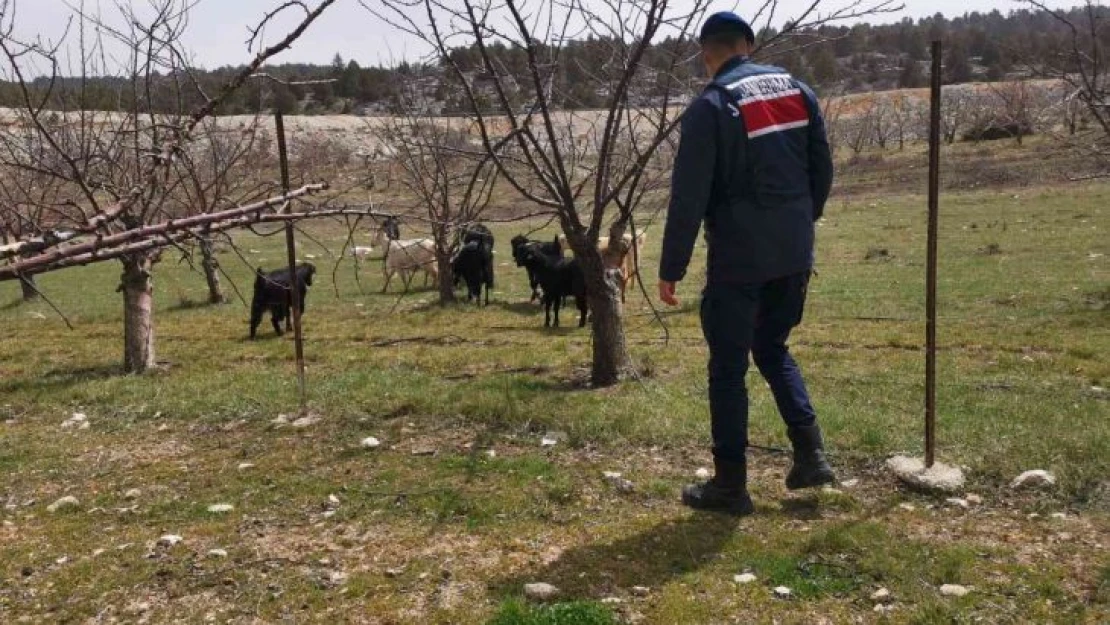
[699,11,755,45]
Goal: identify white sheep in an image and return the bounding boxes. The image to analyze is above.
[381,238,437,293]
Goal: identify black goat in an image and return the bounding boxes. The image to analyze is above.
[250,262,316,339]
[518,247,587,328]
[460,223,495,294]
[452,240,494,305]
[510,234,562,303]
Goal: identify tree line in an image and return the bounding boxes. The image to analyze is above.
[2,5,1107,116]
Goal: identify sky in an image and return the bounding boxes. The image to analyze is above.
[1,0,1085,72]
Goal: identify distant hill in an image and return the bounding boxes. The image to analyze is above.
[0,5,1103,116]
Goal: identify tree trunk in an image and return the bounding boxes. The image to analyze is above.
[18,273,38,301]
[436,251,456,305]
[120,253,157,373]
[199,237,225,304]
[578,247,631,387]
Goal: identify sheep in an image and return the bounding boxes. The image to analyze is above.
[556,230,647,302]
[381,238,437,293]
[250,263,316,339]
[452,239,494,305]
[510,234,563,302]
[517,246,587,328]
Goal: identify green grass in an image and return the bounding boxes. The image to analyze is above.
[0,171,1107,622]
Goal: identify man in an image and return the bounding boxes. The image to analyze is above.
[658,11,835,515]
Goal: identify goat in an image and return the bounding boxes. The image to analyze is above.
[510,234,563,303]
[556,230,646,302]
[452,239,493,305]
[250,262,315,339]
[518,246,587,328]
[381,238,437,293]
[460,223,495,293]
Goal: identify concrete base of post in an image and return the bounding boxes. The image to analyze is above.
[886,455,966,493]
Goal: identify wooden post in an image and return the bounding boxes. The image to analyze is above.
[925,41,942,468]
[275,110,307,410]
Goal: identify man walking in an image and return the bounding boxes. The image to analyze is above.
[659,12,836,515]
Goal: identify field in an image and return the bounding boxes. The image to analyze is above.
[1,139,1108,623]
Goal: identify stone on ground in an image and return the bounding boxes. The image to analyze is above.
[47,496,79,512]
[360,436,381,449]
[207,548,228,558]
[207,503,234,513]
[1011,469,1056,489]
[871,587,891,601]
[61,413,89,430]
[734,573,757,584]
[524,582,560,600]
[886,455,965,493]
[773,586,792,597]
[158,534,183,547]
[939,584,970,597]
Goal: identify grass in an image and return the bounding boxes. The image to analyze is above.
[0,156,1107,622]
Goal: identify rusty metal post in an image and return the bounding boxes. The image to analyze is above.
[275,110,307,410]
[925,41,942,468]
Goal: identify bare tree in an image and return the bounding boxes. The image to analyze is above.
[368,0,898,386]
[0,0,336,372]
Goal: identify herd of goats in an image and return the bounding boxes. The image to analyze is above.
[248,218,647,338]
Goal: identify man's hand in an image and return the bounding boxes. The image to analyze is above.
[658,280,680,307]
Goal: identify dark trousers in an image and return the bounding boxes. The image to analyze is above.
[700,272,817,462]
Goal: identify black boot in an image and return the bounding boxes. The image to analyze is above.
[785,425,836,490]
[682,457,755,516]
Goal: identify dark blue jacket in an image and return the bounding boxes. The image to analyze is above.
[659,56,833,285]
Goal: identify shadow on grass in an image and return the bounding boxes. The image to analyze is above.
[492,513,740,600]
[490,300,543,317]
[0,363,123,395]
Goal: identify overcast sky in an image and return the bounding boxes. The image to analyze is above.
[2,0,1081,72]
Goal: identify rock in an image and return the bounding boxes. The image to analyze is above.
[237,463,255,471]
[695,467,711,479]
[47,496,79,513]
[207,503,234,513]
[291,414,320,429]
[873,604,895,614]
[965,493,982,505]
[158,534,183,547]
[271,414,290,426]
[945,497,970,509]
[1011,470,1056,489]
[524,582,560,600]
[541,431,567,447]
[886,455,965,493]
[733,573,757,584]
[360,437,381,449]
[55,555,69,565]
[384,567,404,578]
[871,587,891,601]
[485,449,497,458]
[327,494,340,506]
[540,436,558,447]
[603,471,635,493]
[411,447,436,456]
[601,597,623,604]
[124,488,142,500]
[207,548,228,558]
[1050,512,1068,520]
[61,413,89,430]
[898,502,916,512]
[773,586,792,598]
[631,585,651,596]
[92,548,105,557]
[841,478,860,488]
[939,584,970,597]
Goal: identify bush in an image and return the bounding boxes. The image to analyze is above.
[487,599,616,625]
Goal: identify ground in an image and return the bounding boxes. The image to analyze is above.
[1,139,1108,623]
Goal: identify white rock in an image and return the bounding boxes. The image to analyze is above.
[47,496,79,512]
[733,573,757,584]
[55,555,69,565]
[360,436,381,449]
[207,504,234,513]
[871,587,891,601]
[271,414,290,425]
[92,548,105,557]
[291,414,320,428]
[773,586,792,598]
[61,413,89,430]
[540,436,558,447]
[965,493,982,505]
[237,463,255,470]
[631,585,651,596]
[898,503,916,512]
[207,548,228,558]
[602,471,622,479]
[1011,470,1056,489]
[945,497,970,509]
[158,534,183,547]
[600,597,623,604]
[939,584,970,597]
[886,455,965,493]
[603,472,635,493]
[124,488,142,500]
[841,478,860,488]
[1050,512,1068,520]
[873,604,895,614]
[485,449,497,458]
[524,582,560,600]
[695,467,711,479]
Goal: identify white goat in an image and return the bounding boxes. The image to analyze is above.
[381,238,437,293]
